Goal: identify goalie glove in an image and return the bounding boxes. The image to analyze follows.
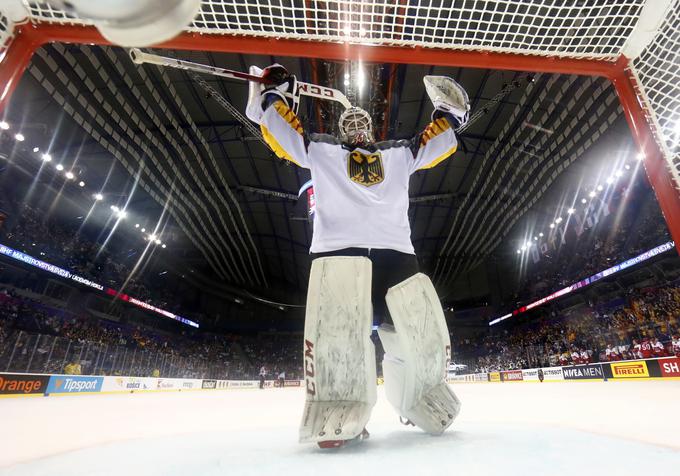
[424,76,470,128]
[261,64,299,115]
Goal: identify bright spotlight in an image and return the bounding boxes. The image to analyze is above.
[534,236,538,240]
[78,181,85,187]
[581,198,587,204]
[567,208,575,214]
[344,79,350,86]
[110,205,119,212]
[94,193,103,201]
[150,234,157,241]
[521,246,526,251]
[33,147,39,153]
[539,233,544,237]
[118,211,127,219]
[555,217,563,224]
[141,228,146,232]
[155,239,161,245]
[344,73,350,80]
[135,223,140,228]
[549,223,555,229]
[597,185,603,191]
[615,170,623,178]
[56,164,64,171]
[41,153,52,162]
[65,172,74,180]
[625,164,631,170]
[636,153,645,161]
[606,177,614,184]
[526,241,532,248]
[162,244,167,249]
[588,191,596,198]
[14,133,24,142]
[0,121,8,130]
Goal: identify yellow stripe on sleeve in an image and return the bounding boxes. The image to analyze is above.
[260,124,304,167]
[417,144,458,170]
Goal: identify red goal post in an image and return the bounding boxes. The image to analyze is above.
[1,0,679,251]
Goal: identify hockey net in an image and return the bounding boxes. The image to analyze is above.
[1,0,680,238]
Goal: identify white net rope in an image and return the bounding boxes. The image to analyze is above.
[0,11,14,61]
[3,1,679,192]
[631,0,680,188]
[22,0,645,60]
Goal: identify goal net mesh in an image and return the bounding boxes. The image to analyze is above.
[2,0,680,187]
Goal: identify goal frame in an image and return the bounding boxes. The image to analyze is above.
[0,21,678,254]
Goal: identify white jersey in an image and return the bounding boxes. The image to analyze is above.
[673,338,680,353]
[260,100,458,254]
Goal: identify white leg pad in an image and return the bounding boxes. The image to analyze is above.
[379,273,461,435]
[299,257,376,443]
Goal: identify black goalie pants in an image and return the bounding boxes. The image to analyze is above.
[309,248,419,325]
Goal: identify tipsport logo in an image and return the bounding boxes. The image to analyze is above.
[46,376,104,394]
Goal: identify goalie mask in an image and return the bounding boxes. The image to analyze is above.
[339,107,374,145]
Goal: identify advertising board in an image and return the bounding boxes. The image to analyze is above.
[0,373,49,396]
[562,364,604,380]
[659,357,680,377]
[46,375,103,394]
[610,360,650,378]
[500,370,523,382]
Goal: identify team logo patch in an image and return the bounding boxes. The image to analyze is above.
[348,150,384,187]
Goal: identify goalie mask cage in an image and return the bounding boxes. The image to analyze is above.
[1,0,679,251]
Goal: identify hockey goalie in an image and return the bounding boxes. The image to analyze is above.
[246,65,468,448]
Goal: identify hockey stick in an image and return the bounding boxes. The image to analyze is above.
[129,48,352,109]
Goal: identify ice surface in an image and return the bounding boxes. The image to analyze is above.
[1,380,679,475]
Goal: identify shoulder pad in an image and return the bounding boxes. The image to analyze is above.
[374,139,412,151]
[309,133,342,145]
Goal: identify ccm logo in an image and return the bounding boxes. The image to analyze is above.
[297,83,336,99]
[304,339,316,396]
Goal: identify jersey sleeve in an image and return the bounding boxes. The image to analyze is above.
[260,99,310,169]
[408,114,458,174]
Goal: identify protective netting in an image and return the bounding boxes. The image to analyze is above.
[631,0,680,188]
[3,0,680,190]
[0,11,13,61]
[23,0,645,60]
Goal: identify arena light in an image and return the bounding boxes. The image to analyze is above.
[94,193,104,201]
[597,185,603,191]
[149,234,157,241]
[581,198,587,204]
[78,181,85,187]
[516,249,521,254]
[549,223,555,229]
[555,217,563,224]
[14,133,24,141]
[625,164,631,170]
[155,239,161,245]
[534,236,538,240]
[141,228,146,232]
[588,191,596,198]
[636,153,645,161]
[65,172,74,180]
[567,208,575,214]
[0,121,8,130]
[135,223,140,228]
[110,205,119,212]
[56,164,64,171]
[606,177,614,184]
[162,244,166,249]
[539,232,544,237]
[41,153,52,162]
[117,210,127,219]
[490,241,675,325]
[32,147,39,152]
[615,170,623,178]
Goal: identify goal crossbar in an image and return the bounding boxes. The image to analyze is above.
[0,1,679,256]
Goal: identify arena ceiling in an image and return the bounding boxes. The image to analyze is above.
[1,43,627,304]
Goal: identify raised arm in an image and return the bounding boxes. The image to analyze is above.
[409,76,470,174]
[245,64,310,169]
